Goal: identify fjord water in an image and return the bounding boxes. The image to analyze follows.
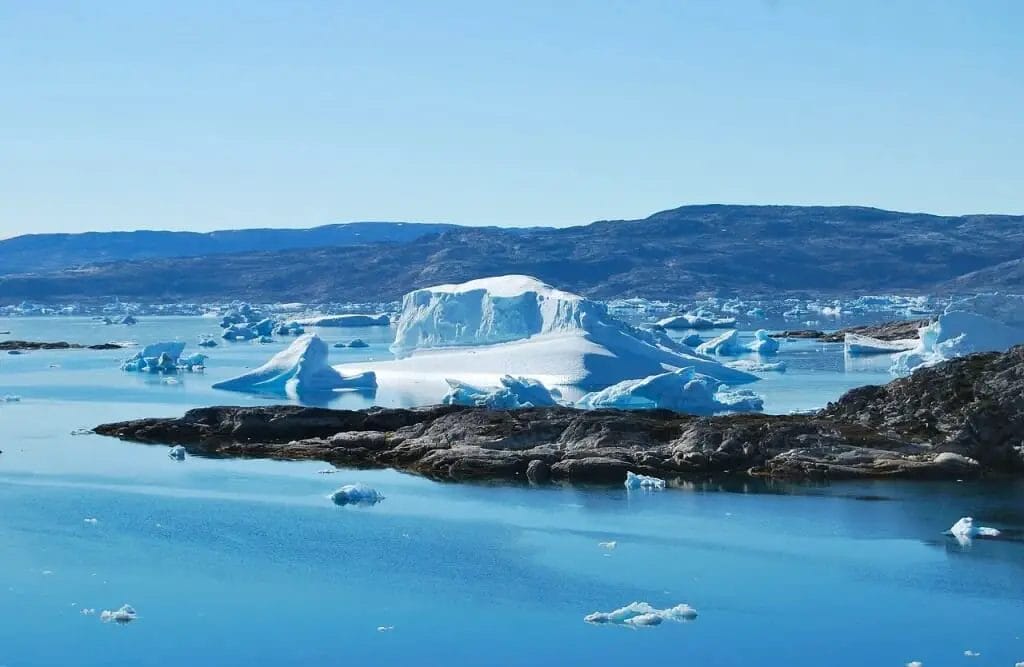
[2,317,1022,666]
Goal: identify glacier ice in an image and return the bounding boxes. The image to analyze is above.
[892,295,1024,374]
[340,276,757,390]
[100,604,137,624]
[844,333,917,356]
[168,445,186,461]
[212,334,377,398]
[577,367,763,415]
[744,329,779,354]
[696,330,744,356]
[329,484,385,506]
[443,375,560,409]
[584,601,697,627]
[624,471,666,490]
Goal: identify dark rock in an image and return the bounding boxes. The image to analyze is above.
[0,340,123,351]
[93,347,1024,484]
[772,319,930,343]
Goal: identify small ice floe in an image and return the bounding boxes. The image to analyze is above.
[625,471,666,490]
[80,608,96,616]
[49,363,61,368]
[904,660,923,667]
[598,541,617,550]
[725,359,787,373]
[584,601,697,627]
[83,518,99,525]
[168,445,186,461]
[377,625,395,633]
[2,394,22,402]
[329,484,385,506]
[162,377,179,385]
[100,604,137,624]
[42,570,54,576]
[317,468,338,474]
[70,428,92,436]
[963,650,980,657]
[947,517,1000,544]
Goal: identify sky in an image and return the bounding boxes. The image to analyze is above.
[0,1,1022,238]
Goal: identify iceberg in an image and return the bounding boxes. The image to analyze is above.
[100,604,138,624]
[168,445,186,461]
[744,329,779,355]
[339,276,756,390]
[584,602,697,627]
[844,333,917,356]
[892,295,1024,374]
[624,471,666,489]
[120,342,187,373]
[213,334,377,398]
[275,321,306,336]
[657,312,735,330]
[197,338,218,348]
[578,367,763,415]
[725,359,786,373]
[221,324,260,341]
[443,375,560,409]
[329,484,385,506]
[298,314,390,328]
[696,330,744,356]
[948,517,1000,540]
[681,334,703,348]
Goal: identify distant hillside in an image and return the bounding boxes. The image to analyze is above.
[1,205,1021,302]
[0,221,456,275]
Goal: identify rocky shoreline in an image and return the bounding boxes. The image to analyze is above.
[1,340,124,351]
[771,318,929,343]
[93,346,1024,484]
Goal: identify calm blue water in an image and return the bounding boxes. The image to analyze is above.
[1,317,1022,666]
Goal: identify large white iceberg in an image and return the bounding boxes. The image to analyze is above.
[892,294,1024,374]
[576,367,763,415]
[213,334,377,398]
[342,276,756,390]
[443,375,560,409]
[844,333,917,356]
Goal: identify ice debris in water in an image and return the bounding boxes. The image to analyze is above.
[905,661,923,667]
[696,329,744,356]
[584,602,697,627]
[2,394,22,402]
[377,625,395,632]
[443,375,560,409]
[948,517,1000,539]
[100,604,137,623]
[963,650,980,657]
[83,518,99,525]
[624,471,665,490]
[80,608,96,616]
[168,445,186,461]
[329,484,385,506]
[725,359,787,373]
[577,367,763,416]
[744,329,779,355]
[598,541,617,550]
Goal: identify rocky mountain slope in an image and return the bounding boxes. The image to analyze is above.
[3,205,1022,302]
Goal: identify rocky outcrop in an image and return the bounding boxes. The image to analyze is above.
[0,340,123,351]
[771,319,930,343]
[93,347,1024,484]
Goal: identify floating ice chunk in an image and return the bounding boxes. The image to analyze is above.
[657,313,735,330]
[298,314,390,328]
[178,353,207,370]
[120,315,137,325]
[213,334,377,398]
[275,321,306,336]
[577,367,763,416]
[948,517,1000,540]
[624,471,666,490]
[81,608,96,616]
[120,342,186,373]
[84,517,99,525]
[598,541,617,550]
[725,360,787,373]
[744,329,779,355]
[696,330,744,356]
[377,625,395,632]
[963,650,980,657]
[197,338,218,348]
[347,338,369,348]
[443,375,559,410]
[329,484,385,506]
[221,323,260,341]
[168,445,186,461]
[2,394,21,402]
[584,601,697,627]
[100,604,137,623]
[844,333,917,356]
[681,334,703,348]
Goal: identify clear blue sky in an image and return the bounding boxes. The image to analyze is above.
[1,1,1022,237]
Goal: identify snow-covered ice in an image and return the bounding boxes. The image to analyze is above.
[624,471,666,490]
[339,276,756,391]
[844,333,917,356]
[298,314,390,327]
[443,375,560,409]
[577,367,763,415]
[213,334,377,398]
[744,329,779,355]
[584,602,697,627]
[329,484,385,506]
[696,330,744,356]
